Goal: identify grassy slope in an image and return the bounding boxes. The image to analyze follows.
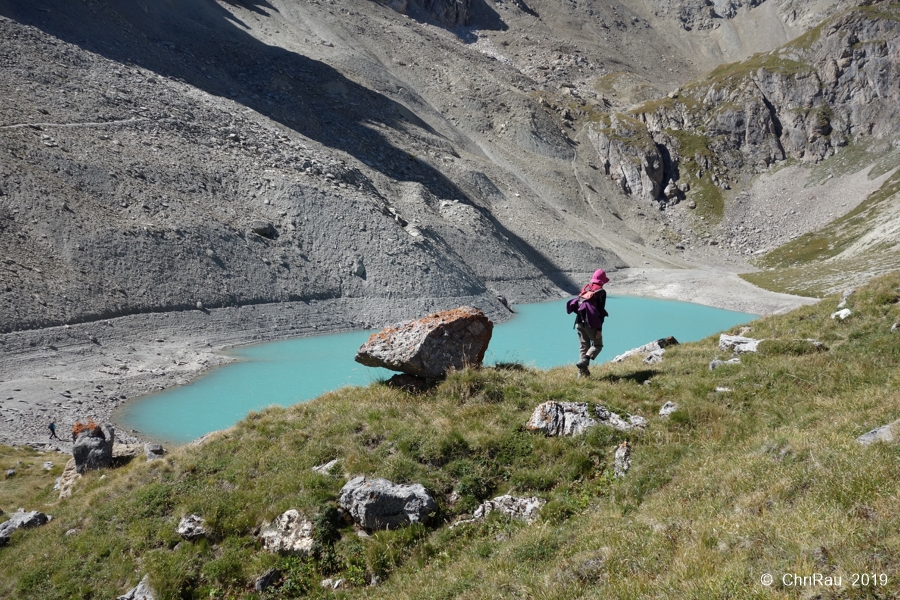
[2,274,900,599]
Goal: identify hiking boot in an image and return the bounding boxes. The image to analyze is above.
[575,357,589,369]
[577,366,591,378]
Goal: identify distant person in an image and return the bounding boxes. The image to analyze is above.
[48,422,60,440]
[566,269,609,377]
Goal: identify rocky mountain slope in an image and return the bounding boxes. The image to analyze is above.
[0,0,874,335]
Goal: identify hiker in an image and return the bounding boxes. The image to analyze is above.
[48,421,60,440]
[566,269,609,377]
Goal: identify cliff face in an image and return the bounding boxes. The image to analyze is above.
[628,4,900,202]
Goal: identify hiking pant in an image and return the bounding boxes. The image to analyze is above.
[576,323,603,363]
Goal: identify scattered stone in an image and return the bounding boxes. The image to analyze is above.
[709,357,741,370]
[892,322,898,333]
[0,509,51,546]
[42,461,53,471]
[254,568,282,592]
[715,386,733,393]
[176,514,208,541]
[474,495,545,523]
[339,476,437,530]
[5,469,14,478]
[525,401,646,436]
[320,578,346,590]
[837,288,855,308]
[596,406,648,431]
[355,307,493,378]
[718,334,760,353]
[73,421,115,473]
[613,336,679,362]
[614,441,631,477]
[831,308,852,320]
[248,219,277,238]
[659,401,678,417]
[145,444,165,461]
[856,421,898,445]
[116,574,155,600]
[687,200,697,209]
[258,509,315,554]
[311,459,340,475]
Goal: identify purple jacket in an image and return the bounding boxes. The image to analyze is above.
[566,287,608,330]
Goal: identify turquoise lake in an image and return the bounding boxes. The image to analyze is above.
[115,296,756,444]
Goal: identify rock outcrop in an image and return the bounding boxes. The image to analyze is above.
[613,337,679,362]
[719,334,761,353]
[0,509,51,546]
[258,509,315,555]
[339,476,437,530]
[586,115,666,204]
[116,575,155,600]
[473,495,545,523]
[72,422,115,473]
[177,515,208,541]
[525,401,647,436]
[355,307,493,378]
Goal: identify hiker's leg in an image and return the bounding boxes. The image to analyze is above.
[587,329,603,360]
[576,324,592,364]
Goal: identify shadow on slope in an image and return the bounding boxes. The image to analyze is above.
[0,0,581,295]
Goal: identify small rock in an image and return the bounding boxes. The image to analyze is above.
[145,444,165,461]
[320,578,345,590]
[715,386,733,393]
[176,514,208,541]
[473,495,545,523]
[709,357,741,370]
[5,469,14,478]
[687,200,697,209]
[116,574,155,600]
[837,288,855,309]
[254,568,282,592]
[248,220,277,238]
[718,334,760,353]
[43,461,53,471]
[614,441,631,477]
[311,459,339,475]
[831,309,852,320]
[196,301,204,310]
[659,401,678,418]
[856,421,897,445]
[258,509,315,554]
[892,322,898,332]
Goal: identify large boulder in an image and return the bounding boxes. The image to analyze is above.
[258,509,315,554]
[339,476,437,530]
[72,422,115,473]
[0,510,51,546]
[355,307,493,378]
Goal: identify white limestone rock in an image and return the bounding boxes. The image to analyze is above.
[258,509,315,554]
